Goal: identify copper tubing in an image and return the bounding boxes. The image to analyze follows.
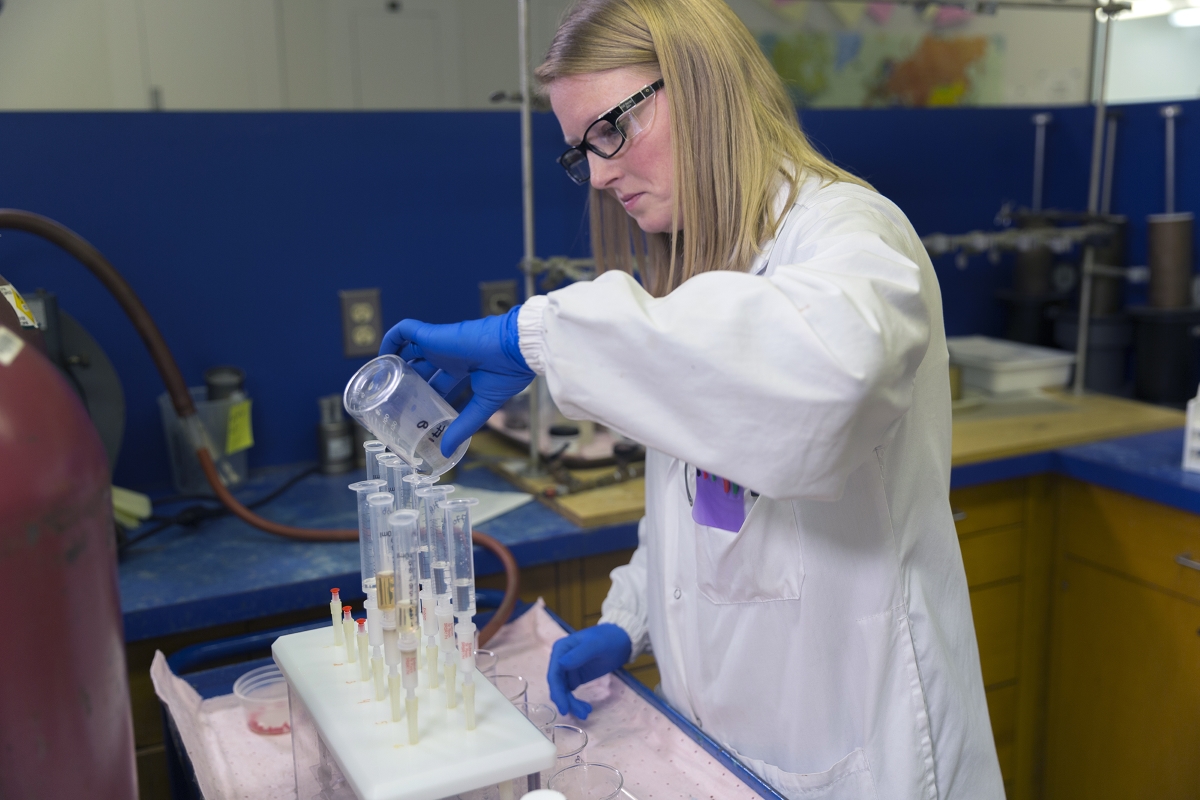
[0,209,519,633]
[473,530,520,647]
[0,210,194,415]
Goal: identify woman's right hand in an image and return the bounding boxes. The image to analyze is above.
[379,306,534,457]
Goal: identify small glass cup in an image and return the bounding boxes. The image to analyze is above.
[548,762,623,800]
[516,702,557,736]
[343,355,470,477]
[493,674,528,705]
[475,648,498,680]
[541,723,588,786]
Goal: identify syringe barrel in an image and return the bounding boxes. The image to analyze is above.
[363,441,386,480]
[411,476,437,580]
[369,492,396,607]
[442,498,479,619]
[349,479,387,592]
[396,468,421,510]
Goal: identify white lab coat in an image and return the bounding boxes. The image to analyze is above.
[517,176,1003,800]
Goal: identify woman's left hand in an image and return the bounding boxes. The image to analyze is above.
[379,306,534,457]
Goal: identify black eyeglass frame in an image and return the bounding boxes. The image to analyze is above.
[556,78,665,185]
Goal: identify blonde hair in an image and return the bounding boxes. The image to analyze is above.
[536,0,871,297]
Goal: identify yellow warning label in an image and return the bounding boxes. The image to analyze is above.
[226,400,254,454]
[0,285,37,328]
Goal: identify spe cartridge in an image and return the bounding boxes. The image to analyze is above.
[442,497,480,730]
[417,483,457,702]
[329,588,343,646]
[349,479,387,592]
[388,509,422,744]
[373,506,403,725]
[341,606,357,665]
[356,618,371,688]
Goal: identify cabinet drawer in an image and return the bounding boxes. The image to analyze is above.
[961,524,1023,588]
[950,479,1025,536]
[970,581,1021,687]
[1060,481,1200,603]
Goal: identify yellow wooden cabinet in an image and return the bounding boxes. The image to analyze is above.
[1045,480,1200,800]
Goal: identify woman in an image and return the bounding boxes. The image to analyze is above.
[381,1,1003,797]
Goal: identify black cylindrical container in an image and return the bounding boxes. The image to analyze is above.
[1147,212,1194,309]
[1091,215,1128,318]
[317,394,353,474]
[1131,306,1200,406]
[1053,311,1133,395]
[205,365,246,400]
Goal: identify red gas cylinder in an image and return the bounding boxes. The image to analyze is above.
[0,320,137,798]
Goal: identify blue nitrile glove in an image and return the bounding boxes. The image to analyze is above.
[547,623,632,720]
[378,306,534,457]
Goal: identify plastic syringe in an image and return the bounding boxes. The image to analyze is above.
[417,483,456,703]
[366,488,396,702]
[405,473,437,676]
[373,503,403,724]
[363,441,386,480]
[442,497,480,729]
[349,479,386,592]
[388,509,422,744]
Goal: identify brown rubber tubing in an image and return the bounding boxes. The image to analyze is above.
[0,209,519,642]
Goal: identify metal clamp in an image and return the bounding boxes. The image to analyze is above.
[1175,552,1200,572]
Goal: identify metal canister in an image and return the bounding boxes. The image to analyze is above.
[1147,212,1195,309]
[318,394,354,474]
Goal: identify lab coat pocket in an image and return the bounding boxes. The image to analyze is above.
[732,746,877,800]
[695,497,803,604]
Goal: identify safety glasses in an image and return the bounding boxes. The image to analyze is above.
[556,79,664,186]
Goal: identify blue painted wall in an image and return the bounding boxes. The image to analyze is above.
[0,100,1195,489]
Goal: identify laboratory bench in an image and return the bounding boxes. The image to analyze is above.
[122,391,1198,800]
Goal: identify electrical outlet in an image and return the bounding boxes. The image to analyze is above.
[479,279,518,317]
[339,288,382,358]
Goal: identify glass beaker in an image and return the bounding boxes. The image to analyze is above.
[343,355,470,477]
[493,674,528,705]
[543,724,588,785]
[547,763,622,800]
[475,648,498,680]
[516,702,558,737]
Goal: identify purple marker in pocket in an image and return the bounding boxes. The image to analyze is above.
[691,470,746,532]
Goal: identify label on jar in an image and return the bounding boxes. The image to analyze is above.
[0,325,25,367]
[0,285,36,328]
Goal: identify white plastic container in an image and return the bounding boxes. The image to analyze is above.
[233,664,290,735]
[1183,384,1200,473]
[274,626,554,800]
[946,336,1075,395]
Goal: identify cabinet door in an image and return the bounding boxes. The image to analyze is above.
[1046,559,1200,800]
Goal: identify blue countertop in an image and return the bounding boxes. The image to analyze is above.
[121,428,1195,643]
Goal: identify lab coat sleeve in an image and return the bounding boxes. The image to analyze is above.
[518,189,931,501]
[597,517,652,659]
